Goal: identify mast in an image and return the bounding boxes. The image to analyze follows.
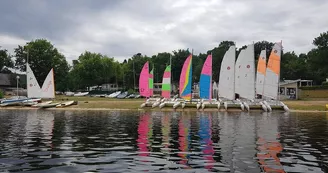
[262,48,266,98]
[210,52,213,100]
[169,54,172,98]
[191,48,193,102]
[277,40,282,102]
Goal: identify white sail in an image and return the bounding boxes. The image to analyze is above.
[239,44,255,100]
[263,43,282,100]
[41,68,55,98]
[234,49,246,96]
[218,46,236,100]
[26,63,41,98]
[256,50,267,96]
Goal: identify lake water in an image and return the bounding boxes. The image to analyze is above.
[0,110,327,173]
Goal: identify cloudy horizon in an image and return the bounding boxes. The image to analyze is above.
[0,0,327,63]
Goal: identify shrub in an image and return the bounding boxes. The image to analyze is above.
[0,90,3,99]
[127,89,136,94]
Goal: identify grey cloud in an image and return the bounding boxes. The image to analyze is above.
[0,0,327,62]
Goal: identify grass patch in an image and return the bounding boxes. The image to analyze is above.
[284,100,328,111]
[54,95,145,102]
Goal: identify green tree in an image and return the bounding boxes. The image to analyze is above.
[14,39,69,91]
[0,47,14,73]
[307,31,328,83]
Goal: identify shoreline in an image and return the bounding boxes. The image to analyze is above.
[1,106,327,113]
[1,96,327,113]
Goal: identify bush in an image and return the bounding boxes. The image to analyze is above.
[0,90,3,99]
[322,81,328,86]
[127,89,136,94]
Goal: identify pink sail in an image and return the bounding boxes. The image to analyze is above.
[139,61,150,97]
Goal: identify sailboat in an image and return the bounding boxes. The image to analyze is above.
[256,50,267,98]
[263,42,281,100]
[41,68,55,98]
[237,44,255,101]
[218,46,238,110]
[218,46,236,101]
[149,67,154,97]
[262,42,289,111]
[234,44,256,111]
[173,54,192,109]
[26,63,42,98]
[198,54,219,109]
[139,61,152,107]
[158,64,173,108]
[179,54,192,100]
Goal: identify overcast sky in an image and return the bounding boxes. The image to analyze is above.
[0,0,327,63]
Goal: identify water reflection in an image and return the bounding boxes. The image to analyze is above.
[178,113,190,166]
[199,113,215,170]
[256,112,285,173]
[0,110,328,172]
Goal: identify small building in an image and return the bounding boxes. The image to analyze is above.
[279,79,313,100]
[101,83,122,91]
[0,73,27,96]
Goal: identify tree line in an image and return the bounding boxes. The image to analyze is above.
[0,31,328,92]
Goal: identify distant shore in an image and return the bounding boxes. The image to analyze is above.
[0,96,327,112]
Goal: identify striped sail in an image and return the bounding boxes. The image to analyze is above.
[218,46,236,100]
[199,54,212,100]
[26,63,41,98]
[41,68,55,98]
[256,50,267,96]
[179,54,192,100]
[149,67,154,96]
[161,65,171,98]
[139,61,150,97]
[263,43,282,99]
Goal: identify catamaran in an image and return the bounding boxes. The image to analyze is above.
[261,42,289,111]
[234,44,256,111]
[198,54,220,109]
[173,53,194,109]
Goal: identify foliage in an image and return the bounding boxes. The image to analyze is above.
[0,90,3,98]
[0,47,14,73]
[14,39,69,91]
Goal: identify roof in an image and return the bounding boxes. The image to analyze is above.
[279,79,313,86]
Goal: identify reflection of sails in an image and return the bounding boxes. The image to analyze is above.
[161,113,171,154]
[24,110,54,149]
[256,112,285,173]
[178,114,190,165]
[137,113,152,156]
[199,113,215,169]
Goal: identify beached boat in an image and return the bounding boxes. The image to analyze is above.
[56,101,75,108]
[73,92,89,97]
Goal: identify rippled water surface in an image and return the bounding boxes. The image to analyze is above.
[0,110,328,172]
